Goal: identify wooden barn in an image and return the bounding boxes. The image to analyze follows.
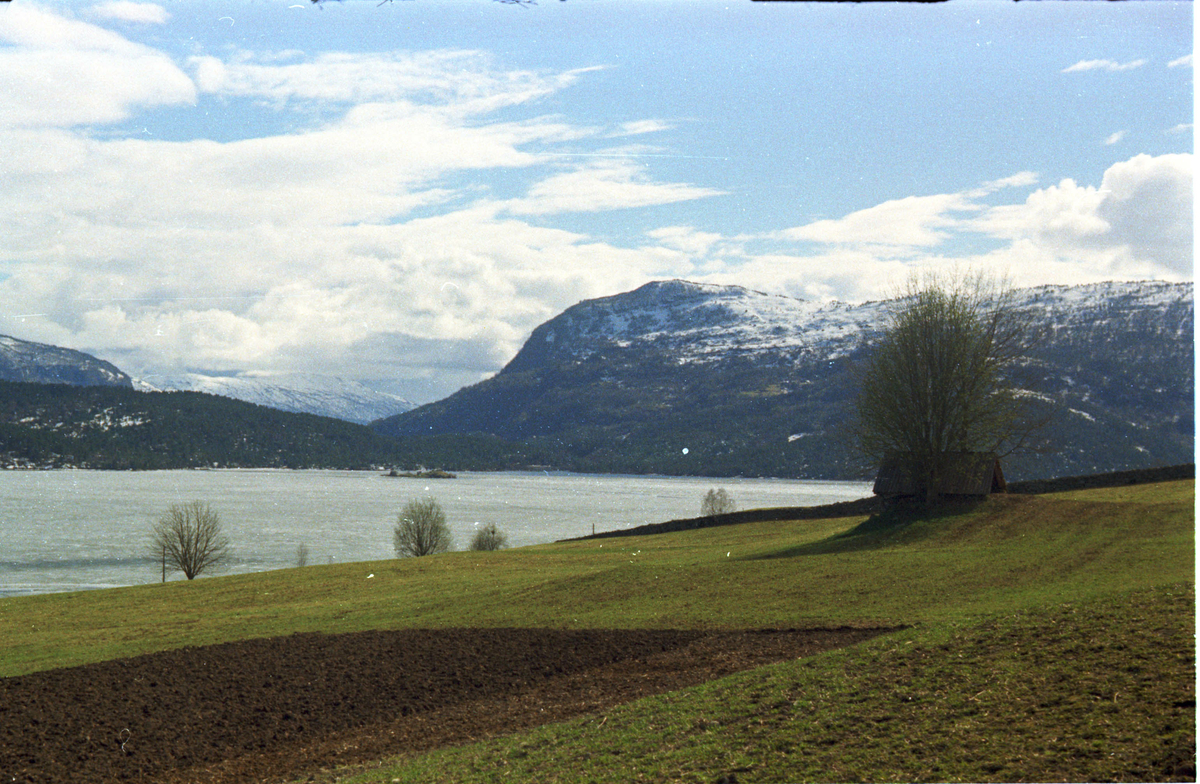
[873,451,1006,498]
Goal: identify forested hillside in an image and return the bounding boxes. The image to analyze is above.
[376,280,1194,481]
[0,381,417,470]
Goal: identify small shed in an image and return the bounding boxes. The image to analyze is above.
[873,452,1006,498]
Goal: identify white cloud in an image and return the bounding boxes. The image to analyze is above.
[503,159,726,215]
[89,2,169,24]
[974,153,1193,277]
[609,119,673,137]
[645,226,723,256]
[1095,153,1194,275]
[189,49,592,120]
[0,10,714,400]
[1104,130,1127,146]
[981,178,1109,239]
[1168,54,1193,69]
[976,172,1040,193]
[706,249,917,304]
[0,5,194,128]
[0,113,702,399]
[1167,123,1194,135]
[739,159,1191,304]
[781,193,978,249]
[1062,58,1147,73]
[0,173,691,399]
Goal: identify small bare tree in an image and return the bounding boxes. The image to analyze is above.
[151,501,231,580]
[469,523,508,551]
[295,543,309,568]
[701,488,736,517]
[394,497,453,557]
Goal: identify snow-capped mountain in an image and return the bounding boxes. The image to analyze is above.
[509,279,1190,369]
[134,371,414,425]
[376,279,1193,481]
[506,280,886,371]
[0,333,413,423]
[0,335,132,388]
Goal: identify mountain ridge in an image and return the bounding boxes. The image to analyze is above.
[0,335,413,424]
[375,278,1194,481]
[134,371,414,425]
[0,335,132,388]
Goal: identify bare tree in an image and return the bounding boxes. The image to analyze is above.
[151,501,232,580]
[394,497,453,557]
[701,488,736,517]
[295,543,309,568]
[852,271,1047,504]
[469,523,508,551]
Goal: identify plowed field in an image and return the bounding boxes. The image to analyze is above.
[0,626,892,784]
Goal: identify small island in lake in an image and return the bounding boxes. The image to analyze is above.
[383,468,457,479]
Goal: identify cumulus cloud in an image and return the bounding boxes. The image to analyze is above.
[0,5,195,128]
[89,2,169,24]
[975,153,1193,277]
[1062,58,1147,73]
[739,158,1191,304]
[1095,154,1194,274]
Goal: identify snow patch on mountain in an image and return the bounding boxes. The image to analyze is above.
[517,278,1192,370]
[0,335,132,388]
[135,371,414,424]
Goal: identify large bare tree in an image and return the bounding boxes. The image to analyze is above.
[151,501,232,580]
[853,272,1047,504]
[394,497,454,557]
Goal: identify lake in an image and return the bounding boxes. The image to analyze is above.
[0,470,872,597]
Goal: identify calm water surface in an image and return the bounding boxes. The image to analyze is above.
[0,470,871,596]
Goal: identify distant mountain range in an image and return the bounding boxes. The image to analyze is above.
[0,335,412,424]
[134,371,414,425]
[1,278,1192,480]
[374,279,1194,481]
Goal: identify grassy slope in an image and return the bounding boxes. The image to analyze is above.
[0,481,1193,781]
[363,585,1194,784]
[351,482,1196,784]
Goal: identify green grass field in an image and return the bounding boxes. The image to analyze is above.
[0,480,1193,782]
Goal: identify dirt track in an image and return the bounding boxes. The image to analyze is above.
[0,626,892,784]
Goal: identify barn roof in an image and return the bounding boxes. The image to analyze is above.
[873,452,1006,497]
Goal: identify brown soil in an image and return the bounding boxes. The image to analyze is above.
[0,626,893,784]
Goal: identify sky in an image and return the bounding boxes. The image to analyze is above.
[0,0,1193,404]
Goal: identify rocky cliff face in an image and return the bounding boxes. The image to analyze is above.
[376,279,1193,481]
[0,336,132,388]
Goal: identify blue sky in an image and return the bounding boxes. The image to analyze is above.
[0,0,1192,402]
